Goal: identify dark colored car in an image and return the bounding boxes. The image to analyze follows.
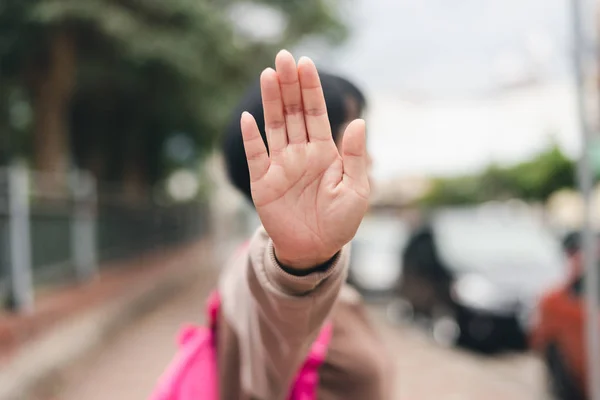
[394,208,566,353]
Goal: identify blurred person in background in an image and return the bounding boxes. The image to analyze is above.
[215,50,391,400]
[561,231,600,278]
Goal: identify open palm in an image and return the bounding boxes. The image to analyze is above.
[241,50,370,269]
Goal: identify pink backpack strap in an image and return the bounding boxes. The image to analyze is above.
[150,325,217,400]
[176,290,220,348]
[205,290,221,331]
[288,322,334,400]
[149,292,222,400]
[205,287,334,400]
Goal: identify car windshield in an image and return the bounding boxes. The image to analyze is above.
[434,211,564,275]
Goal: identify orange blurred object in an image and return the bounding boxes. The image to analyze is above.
[530,253,594,400]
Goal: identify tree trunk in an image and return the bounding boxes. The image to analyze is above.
[121,129,149,204]
[0,91,10,164]
[32,30,76,193]
[122,158,148,203]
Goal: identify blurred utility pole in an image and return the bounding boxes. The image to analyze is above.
[570,0,600,399]
[70,170,98,281]
[7,164,34,312]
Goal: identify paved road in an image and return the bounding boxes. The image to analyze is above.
[370,307,550,400]
[45,279,550,400]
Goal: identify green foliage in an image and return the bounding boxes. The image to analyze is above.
[505,145,576,200]
[0,0,348,190]
[254,0,347,44]
[420,144,577,206]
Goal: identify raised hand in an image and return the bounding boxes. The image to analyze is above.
[240,50,370,269]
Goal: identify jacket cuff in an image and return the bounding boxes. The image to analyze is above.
[261,236,349,296]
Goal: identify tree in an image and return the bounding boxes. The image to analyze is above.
[0,0,348,198]
[419,144,576,206]
[506,144,576,200]
[1,1,77,185]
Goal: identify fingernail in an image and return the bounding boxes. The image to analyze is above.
[298,56,313,65]
[260,67,275,78]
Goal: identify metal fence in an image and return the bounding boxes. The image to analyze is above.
[0,165,209,313]
[96,200,207,263]
[0,172,9,306]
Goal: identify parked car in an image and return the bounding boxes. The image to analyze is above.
[348,213,409,299]
[530,251,595,400]
[393,208,566,353]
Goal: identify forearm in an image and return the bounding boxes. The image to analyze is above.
[218,226,349,399]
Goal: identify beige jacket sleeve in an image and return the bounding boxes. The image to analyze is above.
[218,226,349,400]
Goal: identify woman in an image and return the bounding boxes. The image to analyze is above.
[217,50,392,399]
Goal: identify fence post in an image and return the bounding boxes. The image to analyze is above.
[7,164,34,313]
[70,170,98,281]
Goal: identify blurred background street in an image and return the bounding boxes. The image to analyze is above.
[1,0,600,399]
[32,270,549,400]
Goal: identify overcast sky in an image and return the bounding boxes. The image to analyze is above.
[241,0,598,179]
[300,0,595,96]
[303,0,598,179]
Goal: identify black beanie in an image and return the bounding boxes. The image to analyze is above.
[222,72,348,205]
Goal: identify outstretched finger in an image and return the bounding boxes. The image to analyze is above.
[260,68,288,154]
[241,111,270,183]
[341,119,370,198]
[298,57,333,143]
[275,50,307,145]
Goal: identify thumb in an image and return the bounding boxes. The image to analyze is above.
[341,119,370,196]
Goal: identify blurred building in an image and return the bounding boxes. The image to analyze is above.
[370,175,432,208]
[546,186,600,230]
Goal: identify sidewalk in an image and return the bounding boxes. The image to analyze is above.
[0,238,215,400]
[34,291,548,400]
[42,275,218,400]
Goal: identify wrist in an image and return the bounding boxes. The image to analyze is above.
[273,245,339,271]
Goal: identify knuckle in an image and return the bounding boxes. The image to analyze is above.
[304,107,327,117]
[284,104,303,116]
[280,78,300,87]
[267,120,286,130]
[247,151,264,161]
